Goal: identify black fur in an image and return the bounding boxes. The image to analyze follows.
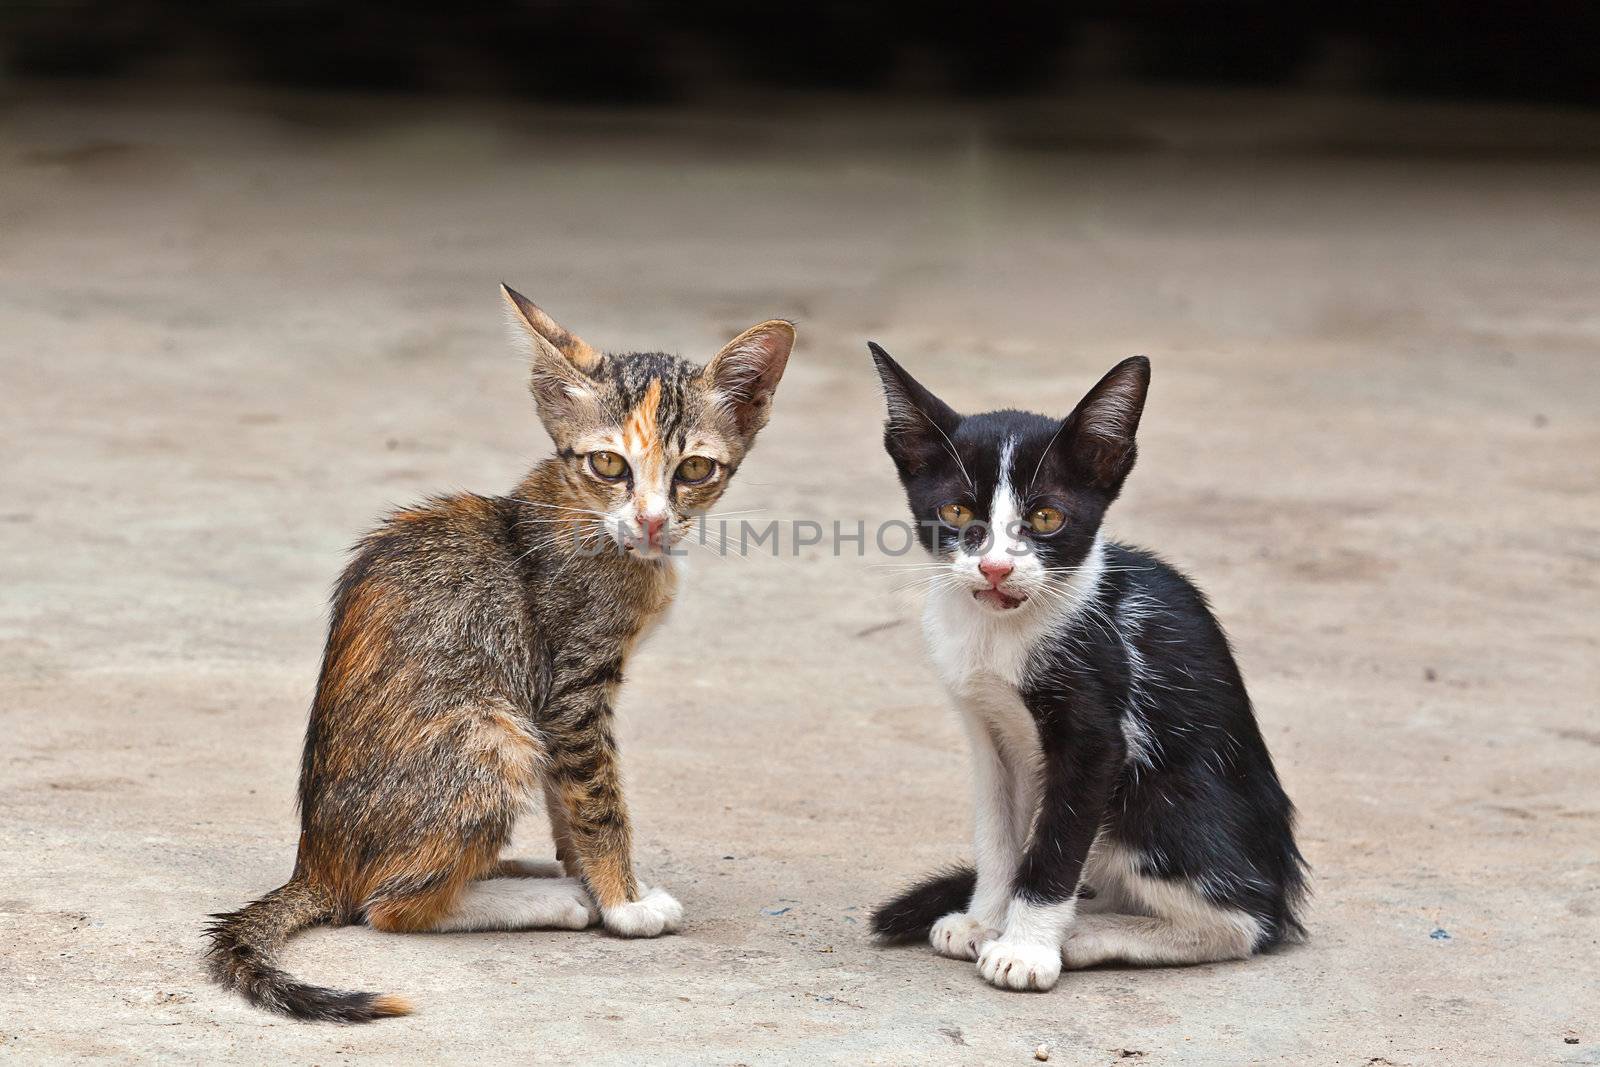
[871,865,977,942]
[869,346,1307,956]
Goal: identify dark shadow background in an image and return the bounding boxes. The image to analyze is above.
[5,1,1599,108]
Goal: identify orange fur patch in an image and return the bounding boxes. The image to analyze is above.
[363,836,501,933]
[370,994,414,1017]
[622,378,669,519]
[623,379,663,454]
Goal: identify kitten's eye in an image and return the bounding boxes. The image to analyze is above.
[1027,506,1065,535]
[938,503,974,528]
[676,456,716,484]
[589,451,629,480]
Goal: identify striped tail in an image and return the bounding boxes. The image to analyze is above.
[204,880,411,1023]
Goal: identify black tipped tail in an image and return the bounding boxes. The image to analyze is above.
[204,880,411,1023]
[870,865,977,943]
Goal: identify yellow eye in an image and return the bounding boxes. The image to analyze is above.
[938,503,974,528]
[676,456,716,484]
[589,451,628,480]
[1027,506,1065,535]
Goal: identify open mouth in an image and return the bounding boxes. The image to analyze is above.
[973,587,1027,610]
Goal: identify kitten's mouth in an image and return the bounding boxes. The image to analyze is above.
[622,538,676,560]
[973,587,1027,610]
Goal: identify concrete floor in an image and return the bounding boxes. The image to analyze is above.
[1,86,1596,1065]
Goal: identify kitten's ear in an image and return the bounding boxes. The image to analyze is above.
[869,342,962,476]
[501,284,600,422]
[1062,355,1150,489]
[703,319,796,439]
[501,284,602,372]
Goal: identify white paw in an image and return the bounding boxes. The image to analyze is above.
[977,938,1062,992]
[602,886,683,938]
[930,912,998,960]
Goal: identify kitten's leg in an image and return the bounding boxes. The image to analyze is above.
[486,859,566,879]
[542,778,583,879]
[931,721,1021,960]
[427,877,598,932]
[1072,843,1123,914]
[975,721,1122,992]
[1060,847,1261,967]
[544,722,682,939]
[1060,912,1257,967]
[361,700,547,933]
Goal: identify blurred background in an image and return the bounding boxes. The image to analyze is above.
[3,3,1597,1063]
[4,0,1600,105]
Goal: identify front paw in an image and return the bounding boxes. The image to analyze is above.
[601,886,683,938]
[930,912,999,960]
[976,938,1062,992]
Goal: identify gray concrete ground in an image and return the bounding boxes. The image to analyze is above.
[1,86,1597,1065]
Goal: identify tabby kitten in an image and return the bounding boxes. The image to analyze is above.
[206,286,795,1022]
[867,346,1306,992]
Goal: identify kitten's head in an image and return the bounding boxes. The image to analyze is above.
[869,343,1149,614]
[504,284,794,560]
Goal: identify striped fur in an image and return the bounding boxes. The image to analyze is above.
[205,287,794,1022]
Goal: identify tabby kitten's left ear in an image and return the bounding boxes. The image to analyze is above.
[501,284,602,426]
[501,284,601,372]
[703,320,796,439]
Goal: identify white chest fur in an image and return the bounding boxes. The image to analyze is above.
[921,536,1108,761]
[923,594,1044,760]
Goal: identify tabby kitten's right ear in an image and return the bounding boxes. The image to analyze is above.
[868,342,963,477]
[501,284,601,425]
[702,319,796,442]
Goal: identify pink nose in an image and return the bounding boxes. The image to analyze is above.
[642,514,666,547]
[978,559,1014,586]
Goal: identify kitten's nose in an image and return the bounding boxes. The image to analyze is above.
[641,513,667,548]
[978,559,1014,587]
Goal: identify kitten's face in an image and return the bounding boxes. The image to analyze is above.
[504,285,794,560]
[871,344,1149,614]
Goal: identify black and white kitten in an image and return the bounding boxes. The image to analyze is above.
[867,345,1306,992]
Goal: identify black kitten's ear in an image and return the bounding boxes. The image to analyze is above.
[868,342,962,476]
[1063,355,1150,489]
[704,319,796,439]
[501,284,601,422]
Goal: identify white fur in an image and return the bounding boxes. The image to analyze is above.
[977,895,1076,991]
[930,911,997,961]
[428,877,598,933]
[1065,840,1262,967]
[601,886,684,938]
